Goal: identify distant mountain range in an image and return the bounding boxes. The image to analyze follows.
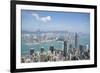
[22,30,89,35]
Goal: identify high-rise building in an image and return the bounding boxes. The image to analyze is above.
[40,48,46,62]
[79,45,84,55]
[75,33,79,49]
[63,41,67,57]
[37,29,41,42]
[49,46,54,54]
[86,44,89,51]
[30,48,34,55]
[40,48,44,53]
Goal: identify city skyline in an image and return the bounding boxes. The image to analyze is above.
[21,10,90,63]
[21,10,90,34]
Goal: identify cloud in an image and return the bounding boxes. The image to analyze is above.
[40,16,51,22]
[32,13,51,22]
[32,13,39,20]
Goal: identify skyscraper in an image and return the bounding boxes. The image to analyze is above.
[63,41,67,57]
[30,48,34,55]
[75,33,79,49]
[49,46,54,54]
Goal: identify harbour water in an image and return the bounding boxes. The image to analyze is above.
[21,40,63,56]
[21,32,90,57]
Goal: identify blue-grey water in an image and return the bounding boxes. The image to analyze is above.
[21,33,90,56]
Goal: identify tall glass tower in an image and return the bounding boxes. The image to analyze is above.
[75,33,79,49]
[63,41,67,57]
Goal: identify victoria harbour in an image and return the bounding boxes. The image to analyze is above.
[21,10,90,63]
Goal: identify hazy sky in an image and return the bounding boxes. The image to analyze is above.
[21,10,90,33]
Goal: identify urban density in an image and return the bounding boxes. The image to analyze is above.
[21,10,90,63]
[21,30,90,63]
